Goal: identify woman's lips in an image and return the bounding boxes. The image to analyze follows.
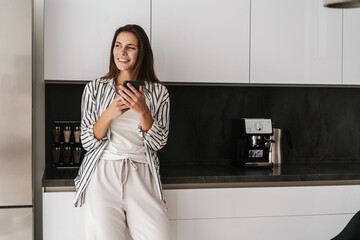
[118,58,130,63]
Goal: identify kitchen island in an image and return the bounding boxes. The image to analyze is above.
[42,163,360,240]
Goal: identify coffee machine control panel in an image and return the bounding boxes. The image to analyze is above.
[244,118,273,135]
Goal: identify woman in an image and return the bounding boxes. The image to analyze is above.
[73,24,171,240]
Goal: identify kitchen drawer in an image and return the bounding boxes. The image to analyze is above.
[164,185,360,219]
[169,213,351,240]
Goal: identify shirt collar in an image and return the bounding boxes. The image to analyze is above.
[98,78,114,84]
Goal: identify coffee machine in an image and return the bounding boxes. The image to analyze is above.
[232,118,273,168]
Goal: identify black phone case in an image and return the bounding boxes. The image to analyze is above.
[123,80,140,92]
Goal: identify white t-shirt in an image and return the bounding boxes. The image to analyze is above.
[100,103,148,163]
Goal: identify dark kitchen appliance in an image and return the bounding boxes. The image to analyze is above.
[232,118,273,168]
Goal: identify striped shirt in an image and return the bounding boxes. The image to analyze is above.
[73,78,170,207]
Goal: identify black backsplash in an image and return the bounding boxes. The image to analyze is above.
[45,84,84,168]
[45,83,360,167]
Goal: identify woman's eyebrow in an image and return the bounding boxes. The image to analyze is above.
[115,41,137,46]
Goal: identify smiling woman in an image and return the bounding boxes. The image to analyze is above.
[73,24,171,240]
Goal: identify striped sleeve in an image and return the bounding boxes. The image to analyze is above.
[137,84,170,151]
[80,81,107,151]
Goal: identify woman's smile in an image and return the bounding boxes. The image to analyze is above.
[117,58,130,64]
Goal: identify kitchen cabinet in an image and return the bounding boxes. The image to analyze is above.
[43,191,85,240]
[169,215,351,240]
[42,190,132,240]
[43,185,360,240]
[343,8,360,85]
[165,186,359,239]
[152,0,250,83]
[250,0,342,85]
[44,0,150,81]
[44,0,348,85]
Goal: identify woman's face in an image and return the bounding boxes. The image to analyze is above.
[113,31,139,73]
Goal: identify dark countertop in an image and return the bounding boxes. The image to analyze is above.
[43,163,360,189]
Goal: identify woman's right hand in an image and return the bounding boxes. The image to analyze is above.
[93,96,129,140]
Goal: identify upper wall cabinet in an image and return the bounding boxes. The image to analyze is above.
[250,0,342,85]
[152,0,250,83]
[44,0,150,81]
[343,9,360,85]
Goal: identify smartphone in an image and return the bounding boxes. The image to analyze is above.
[123,80,140,92]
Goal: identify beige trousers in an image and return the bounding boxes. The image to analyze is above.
[83,159,170,240]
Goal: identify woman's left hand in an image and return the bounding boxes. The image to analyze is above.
[119,83,154,131]
[119,83,149,114]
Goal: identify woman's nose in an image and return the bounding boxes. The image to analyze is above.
[119,48,127,55]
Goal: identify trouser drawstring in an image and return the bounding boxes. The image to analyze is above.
[119,158,137,199]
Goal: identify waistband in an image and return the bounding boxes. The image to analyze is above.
[100,157,148,164]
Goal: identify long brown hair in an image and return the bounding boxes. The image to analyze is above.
[102,24,160,85]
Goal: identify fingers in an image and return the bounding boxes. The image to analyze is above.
[126,83,140,95]
[120,84,136,98]
[112,96,129,109]
[116,102,130,117]
[114,95,126,105]
[118,87,138,107]
[118,92,131,107]
[116,99,129,108]
[118,89,131,104]
[120,108,130,114]
[117,84,147,114]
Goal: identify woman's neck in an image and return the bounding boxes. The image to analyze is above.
[116,71,132,85]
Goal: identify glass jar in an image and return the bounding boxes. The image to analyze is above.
[63,147,71,164]
[73,126,81,143]
[73,147,82,164]
[52,126,61,143]
[52,146,61,164]
[63,126,71,143]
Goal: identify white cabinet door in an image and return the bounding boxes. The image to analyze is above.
[169,214,351,240]
[164,185,360,240]
[43,191,85,240]
[152,0,250,83]
[42,190,132,240]
[343,9,360,85]
[250,0,342,85]
[164,186,360,220]
[44,0,150,81]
